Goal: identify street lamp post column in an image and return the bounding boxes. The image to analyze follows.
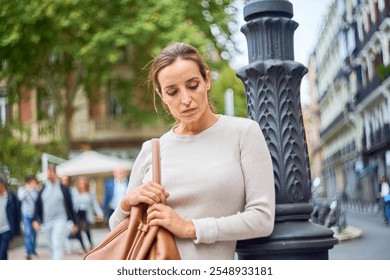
[236,0,338,259]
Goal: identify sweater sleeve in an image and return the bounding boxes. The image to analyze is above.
[193,121,275,244]
[108,140,152,230]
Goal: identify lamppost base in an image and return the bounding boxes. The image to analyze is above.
[236,221,338,260]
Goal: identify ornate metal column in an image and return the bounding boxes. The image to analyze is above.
[236,0,338,259]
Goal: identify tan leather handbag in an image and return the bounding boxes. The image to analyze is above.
[84,138,181,260]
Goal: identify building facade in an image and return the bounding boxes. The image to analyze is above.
[1,75,167,161]
[307,0,390,206]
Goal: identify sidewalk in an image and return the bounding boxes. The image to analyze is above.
[332,225,362,242]
[8,223,362,260]
[8,227,110,260]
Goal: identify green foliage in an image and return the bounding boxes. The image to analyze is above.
[377,64,390,81]
[213,65,247,117]
[0,123,41,181]
[0,0,240,154]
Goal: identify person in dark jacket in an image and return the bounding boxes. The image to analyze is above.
[32,164,78,260]
[102,167,129,223]
[0,171,21,260]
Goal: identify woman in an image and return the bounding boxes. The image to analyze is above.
[72,176,104,252]
[109,42,275,260]
[0,172,21,260]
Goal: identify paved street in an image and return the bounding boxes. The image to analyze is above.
[7,208,390,260]
[329,209,390,260]
[8,226,110,260]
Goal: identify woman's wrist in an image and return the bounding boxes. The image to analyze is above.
[120,198,131,212]
[185,220,196,239]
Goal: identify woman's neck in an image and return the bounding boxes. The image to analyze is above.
[175,110,219,135]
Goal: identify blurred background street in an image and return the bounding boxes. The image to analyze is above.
[7,207,390,260]
[1,0,390,262]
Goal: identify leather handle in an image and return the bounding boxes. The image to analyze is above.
[151,138,161,185]
[123,138,161,260]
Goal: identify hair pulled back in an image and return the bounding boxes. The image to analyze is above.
[148,42,215,115]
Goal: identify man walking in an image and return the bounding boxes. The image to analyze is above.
[32,164,78,260]
[18,175,41,259]
[102,167,129,223]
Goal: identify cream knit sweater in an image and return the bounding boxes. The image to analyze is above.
[109,115,275,259]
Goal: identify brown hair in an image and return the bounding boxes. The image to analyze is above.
[147,42,215,118]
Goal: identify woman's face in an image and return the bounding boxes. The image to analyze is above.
[158,59,211,123]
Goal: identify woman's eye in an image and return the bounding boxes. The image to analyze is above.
[188,83,199,90]
[166,90,177,96]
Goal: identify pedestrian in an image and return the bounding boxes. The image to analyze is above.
[102,167,129,223]
[0,171,21,260]
[60,175,72,188]
[32,164,78,260]
[17,175,40,260]
[72,176,104,252]
[109,42,275,259]
[59,175,79,254]
[377,176,390,224]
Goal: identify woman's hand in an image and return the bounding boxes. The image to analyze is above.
[120,181,169,212]
[146,203,196,239]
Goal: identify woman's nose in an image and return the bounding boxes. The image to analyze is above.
[181,91,191,105]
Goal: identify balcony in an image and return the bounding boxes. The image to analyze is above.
[30,117,168,147]
[320,111,344,140]
[363,123,390,155]
[354,75,381,104]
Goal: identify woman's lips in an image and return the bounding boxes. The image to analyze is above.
[182,108,197,114]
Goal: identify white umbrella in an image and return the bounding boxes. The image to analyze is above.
[56,151,133,177]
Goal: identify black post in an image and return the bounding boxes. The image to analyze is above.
[236,0,338,259]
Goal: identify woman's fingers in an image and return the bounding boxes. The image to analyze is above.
[143,183,166,204]
[145,204,196,239]
[121,181,170,211]
[146,204,168,224]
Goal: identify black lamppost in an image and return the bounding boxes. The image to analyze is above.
[236,0,338,259]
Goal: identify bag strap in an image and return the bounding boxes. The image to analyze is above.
[125,139,161,259]
[151,138,161,185]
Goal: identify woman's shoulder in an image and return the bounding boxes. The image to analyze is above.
[220,115,259,131]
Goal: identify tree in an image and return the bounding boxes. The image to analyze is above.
[0,123,40,181]
[212,65,247,117]
[0,0,239,157]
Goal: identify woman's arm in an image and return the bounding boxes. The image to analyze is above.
[192,121,275,244]
[108,140,168,230]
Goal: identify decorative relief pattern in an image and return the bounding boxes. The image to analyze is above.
[241,17,298,62]
[237,60,311,204]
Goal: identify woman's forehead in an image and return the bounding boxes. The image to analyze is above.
[158,59,201,85]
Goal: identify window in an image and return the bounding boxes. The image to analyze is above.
[107,80,124,117]
[374,51,383,69]
[36,87,54,120]
[378,0,385,11]
[347,28,356,54]
[0,88,7,126]
[339,32,348,60]
[364,11,371,33]
[372,1,379,22]
[337,0,346,17]
[357,17,364,41]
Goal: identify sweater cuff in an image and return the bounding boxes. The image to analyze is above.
[192,217,217,244]
[108,207,130,230]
